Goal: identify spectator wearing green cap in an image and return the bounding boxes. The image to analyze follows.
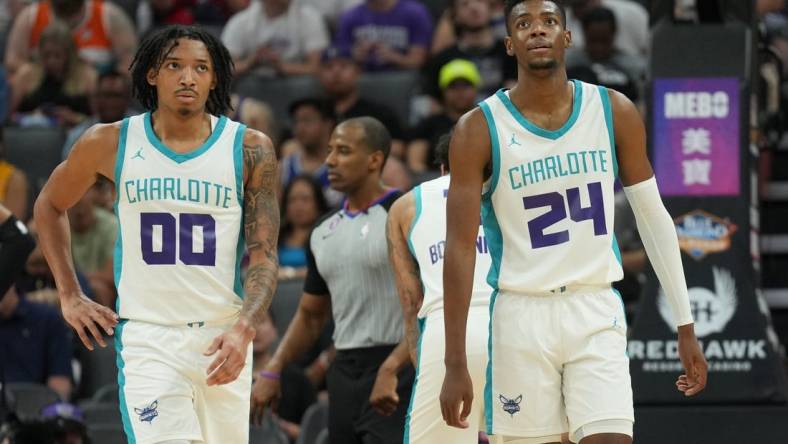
[407,59,480,175]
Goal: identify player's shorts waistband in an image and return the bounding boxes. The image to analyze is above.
[120,313,240,329]
[499,283,612,297]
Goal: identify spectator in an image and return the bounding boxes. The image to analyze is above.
[564,0,649,59]
[252,311,317,441]
[281,98,342,206]
[179,0,252,27]
[318,46,406,157]
[422,0,516,102]
[296,0,362,29]
[62,70,133,158]
[0,130,29,221]
[430,0,508,54]
[67,183,116,308]
[279,174,329,280]
[335,0,433,71]
[0,285,74,400]
[230,94,281,148]
[566,6,643,102]
[221,0,329,77]
[4,0,138,76]
[9,21,97,128]
[136,0,196,37]
[408,59,479,174]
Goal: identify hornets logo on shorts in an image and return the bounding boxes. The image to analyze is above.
[499,394,523,417]
[134,400,159,424]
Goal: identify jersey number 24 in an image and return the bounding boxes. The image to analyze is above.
[523,181,607,248]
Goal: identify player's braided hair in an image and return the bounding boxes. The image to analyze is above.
[129,25,233,116]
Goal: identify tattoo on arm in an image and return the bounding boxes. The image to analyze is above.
[241,139,280,325]
[386,211,423,364]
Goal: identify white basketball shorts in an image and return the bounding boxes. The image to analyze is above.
[485,286,634,442]
[405,306,495,443]
[115,319,253,444]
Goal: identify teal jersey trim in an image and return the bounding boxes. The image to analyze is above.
[113,118,129,313]
[484,289,499,435]
[495,79,583,140]
[233,124,247,300]
[597,85,618,177]
[143,112,228,163]
[403,317,426,444]
[479,101,501,198]
[612,235,622,266]
[115,320,136,443]
[407,186,422,258]
[481,192,503,434]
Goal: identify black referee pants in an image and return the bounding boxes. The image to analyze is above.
[327,345,415,444]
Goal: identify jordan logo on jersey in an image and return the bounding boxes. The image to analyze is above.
[508,133,522,148]
[134,400,159,424]
[499,394,522,417]
[131,147,145,160]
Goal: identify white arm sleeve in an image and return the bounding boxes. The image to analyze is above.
[623,176,693,327]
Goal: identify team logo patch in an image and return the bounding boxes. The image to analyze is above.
[674,210,737,260]
[499,394,522,417]
[134,400,159,424]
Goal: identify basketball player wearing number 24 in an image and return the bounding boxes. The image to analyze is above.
[34,25,279,444]
[440,1,708,444]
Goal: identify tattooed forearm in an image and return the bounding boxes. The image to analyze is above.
[241,134,280,325]
[386,202,424,366]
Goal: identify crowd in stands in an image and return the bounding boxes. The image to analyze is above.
[0,0,786,443]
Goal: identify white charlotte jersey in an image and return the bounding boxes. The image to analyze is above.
[479,81,623,293]
[113,113,247,325]
[408,175,493,318]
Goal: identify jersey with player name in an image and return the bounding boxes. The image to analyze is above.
[409,175,493,318]
[113,113,247,325]
[478,80,623,293]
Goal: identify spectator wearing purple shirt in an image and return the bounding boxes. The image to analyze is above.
[335,0,433,71]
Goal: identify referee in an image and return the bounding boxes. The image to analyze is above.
[252,117,413,444]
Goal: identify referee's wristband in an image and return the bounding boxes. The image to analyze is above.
[258,370,281,381]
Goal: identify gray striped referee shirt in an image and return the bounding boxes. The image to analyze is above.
[304,189,403,350]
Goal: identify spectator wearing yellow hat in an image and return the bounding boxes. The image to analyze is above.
[407,59,480,175]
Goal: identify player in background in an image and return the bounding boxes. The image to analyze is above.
[387,133,502,444]
[34,25,279,444]
[440,1,707,443]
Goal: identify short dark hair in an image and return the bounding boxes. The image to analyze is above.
[581,6,616,33]
[342,116,391,165]
[434,132,452,171]
[130,25,234,116]
[504,0,567,34]
[288,97,336,122]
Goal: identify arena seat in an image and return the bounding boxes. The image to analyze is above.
[249,413,289,444]
[357,70,420,127]
[315,428,329,444]
[3,126,65,195]
[4,382,61,420]
[234,75,321,126]
[295,400,328,444]
[76,335,118,400]
[82,401,122,427]
[89,383,120,404]
[88,424,127,444]
[270,278,305,335]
